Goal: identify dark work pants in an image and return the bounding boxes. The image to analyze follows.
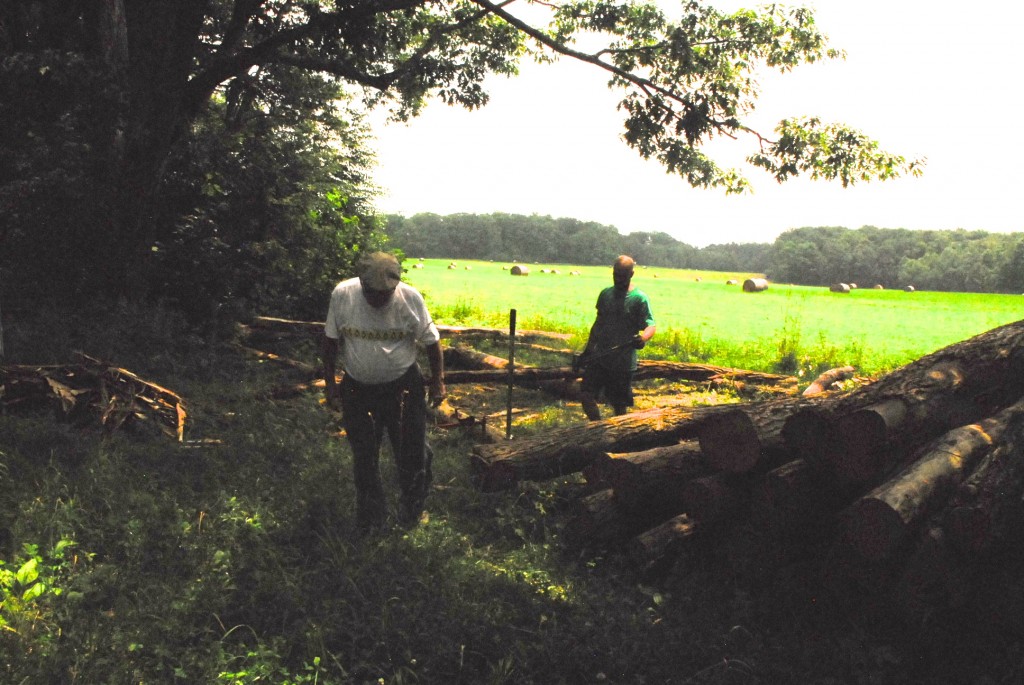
[340,364,432,529]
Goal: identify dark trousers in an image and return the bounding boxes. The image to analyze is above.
[340,364,432,528]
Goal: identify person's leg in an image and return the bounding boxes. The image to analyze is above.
[386,367,431,526]
[607,370,635,416]
[341,378,386,532]
[579,368,603,421]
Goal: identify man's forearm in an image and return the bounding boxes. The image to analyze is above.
[426,341,444,381]
[321,335,339,384]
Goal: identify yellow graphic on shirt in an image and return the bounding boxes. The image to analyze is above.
[341,326,409,342]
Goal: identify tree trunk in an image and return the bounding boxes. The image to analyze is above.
[841,399,1024,562]
[469,403,737,492]
[679,473,747,526]
[895,523,970,620]
[944,406,1024,556]
[698,396,826,474]
[802,365,856,396]
[562,488,656,548]
[783,319,1024,483]
[586,441,709,515]
[627,514,697,576]
[248,316,572,341]
[749,458,847,548]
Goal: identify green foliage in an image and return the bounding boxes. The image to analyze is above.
[151,72,382,322]
[404,258,1024,376]
[1,0,919,310]
[384,214,1024,296]
[3,303,1024,683]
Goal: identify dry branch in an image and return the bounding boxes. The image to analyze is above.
[1,353,187,440]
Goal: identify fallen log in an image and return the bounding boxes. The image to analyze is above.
[802,366,857,396]
[250,315,572,340]
[783,319,1024,482]
[895,522,970,620]
[562,489,648,548]
[585,441,709,514]
[841,398,1024,562]
[443,356,796,387]
[627,514,697,576]
[749,458,847,548]
[944,406,1024,556]
[697,396,827,474]
[231,343,318,374]
[679,473,748,526]
[469,403,738,492]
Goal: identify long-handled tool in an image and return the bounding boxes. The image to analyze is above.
[571,337,639,375]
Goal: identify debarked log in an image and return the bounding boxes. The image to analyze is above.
[841,397,1024,562]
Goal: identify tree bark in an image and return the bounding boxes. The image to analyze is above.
[783,319,1024,483]
[469,403,737,492]
[944,406,1024,556]
[679,473,747,526]
[249,315,572,341]
[562,488,647,548]
[585,441,709,514]
[841,398,1024,562]
[627,514,697,576]
[802,365,856,396]
[697,396,826,474]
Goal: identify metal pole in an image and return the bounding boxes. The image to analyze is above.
[505,308,516,439]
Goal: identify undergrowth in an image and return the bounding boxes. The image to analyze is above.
[1,302,1022,683]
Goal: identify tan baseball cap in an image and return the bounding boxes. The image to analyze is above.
[357,252,402,291]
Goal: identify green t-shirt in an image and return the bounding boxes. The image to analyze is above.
[586,285,655,372]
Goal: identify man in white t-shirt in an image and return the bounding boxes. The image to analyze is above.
[321,252,446,533]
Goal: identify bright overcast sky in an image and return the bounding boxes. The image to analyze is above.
[366,0,1023,247]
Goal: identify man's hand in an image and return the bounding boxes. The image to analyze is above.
[632,334,646,349]
[324,381,342,412]
[428,377,447,407]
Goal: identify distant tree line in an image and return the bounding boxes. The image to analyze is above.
[384,214,1024,294]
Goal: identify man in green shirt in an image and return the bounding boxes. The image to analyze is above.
[580,255,656,421]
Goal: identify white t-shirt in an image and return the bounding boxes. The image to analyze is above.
[324,278,440,384]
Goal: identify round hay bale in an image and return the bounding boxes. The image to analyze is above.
[510,265,530,276]
[412,263,424,269]
[830,283,851,293]
[695,277,702,282]
[873,284,884,289]
[447,264,456,270]
[540,268,550,274]
[464,265,472,270]
[904,285,915,292]
[742,278,769,293]
[726,279,738,285]
[849,283,858,289]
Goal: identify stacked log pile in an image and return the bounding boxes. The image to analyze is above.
[470,319,1024,616]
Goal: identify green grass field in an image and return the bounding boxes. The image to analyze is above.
[405,258,1024,375]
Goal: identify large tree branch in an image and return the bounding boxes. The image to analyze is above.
[468,0,755,140]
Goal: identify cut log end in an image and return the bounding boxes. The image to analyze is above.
[698,410,762,473]
[843,497,907,562]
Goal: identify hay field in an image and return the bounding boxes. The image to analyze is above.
[404,258,1024,374]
